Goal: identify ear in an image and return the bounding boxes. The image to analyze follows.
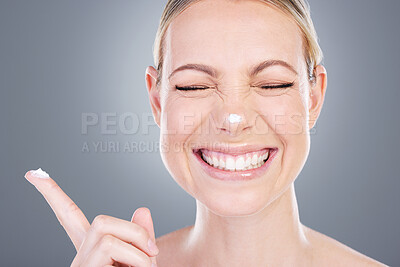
[145,66,161,127]
[308,65,327,130]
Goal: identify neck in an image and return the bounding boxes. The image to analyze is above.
[186,184,310,266]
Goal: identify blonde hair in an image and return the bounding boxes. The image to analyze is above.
[153,0,323,85]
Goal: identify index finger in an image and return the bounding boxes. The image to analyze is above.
[24,168,90,251]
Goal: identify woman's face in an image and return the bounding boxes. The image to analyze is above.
[147,0,326,216]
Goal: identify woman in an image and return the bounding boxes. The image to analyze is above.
[24,0,387,266]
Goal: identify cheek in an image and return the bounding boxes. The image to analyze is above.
[255,93,310,184]
[158,94,215,187]
[255,94,308,137]
[160,95,214,141]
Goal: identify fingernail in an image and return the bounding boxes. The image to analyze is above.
[151,263,158,267]
[29,168,50,179]
[148,238,159,254]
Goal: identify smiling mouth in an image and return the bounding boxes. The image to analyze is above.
[194,148,271,172]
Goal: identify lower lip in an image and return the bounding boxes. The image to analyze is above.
[194,148,278,182]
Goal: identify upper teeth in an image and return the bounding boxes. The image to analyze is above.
[201,149,270,171]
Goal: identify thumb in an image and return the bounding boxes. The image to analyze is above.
[131,207,156,241]
[131,207,158,266]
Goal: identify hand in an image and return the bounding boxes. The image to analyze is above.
[24,169,159,267]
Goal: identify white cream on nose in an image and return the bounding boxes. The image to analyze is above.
[228,113,242,124]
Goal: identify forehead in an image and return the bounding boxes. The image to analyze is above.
[164,0,305,74]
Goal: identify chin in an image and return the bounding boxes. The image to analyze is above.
[192,177,281,217]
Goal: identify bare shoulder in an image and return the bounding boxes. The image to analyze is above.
[155,225,193,267]
[303,225,388,267]
[154,224,388,267]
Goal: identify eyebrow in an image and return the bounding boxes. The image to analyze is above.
[168,59,298,80]
[250,59,298,77]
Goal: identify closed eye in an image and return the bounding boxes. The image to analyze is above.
[175,85,210,91]
[256,82,294,89]
[176,82,294,91]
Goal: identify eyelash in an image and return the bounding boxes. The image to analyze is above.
[175,85,210,91]
[175,82,294,91]
[257,82,294,89]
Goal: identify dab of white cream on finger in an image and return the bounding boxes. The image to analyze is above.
[30,168,50,179]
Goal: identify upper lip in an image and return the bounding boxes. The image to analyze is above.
[192,143,276,155]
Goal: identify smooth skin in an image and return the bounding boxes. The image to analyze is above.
[25,0,387,266]
[145,0,387,266]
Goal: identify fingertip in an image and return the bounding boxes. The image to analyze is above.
[26,168,50,179]
[24,170,35,185]
[131,207,147,222]
[24,168,52,188]
[131,209,138,221]
[24,170,36,185]
[139,206,151,213]
[24,170,31,179]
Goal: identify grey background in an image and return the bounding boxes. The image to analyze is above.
[1,0,399,266]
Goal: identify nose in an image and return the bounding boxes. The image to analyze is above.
[224,113,251,135]
[211,83,254,136]
[213,109,253,136]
